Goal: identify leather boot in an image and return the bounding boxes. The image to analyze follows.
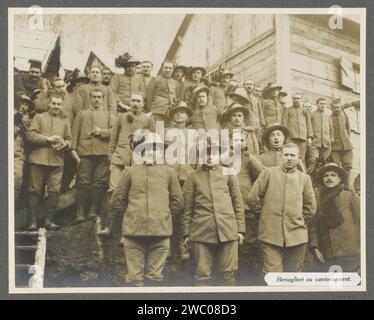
[75,191,89,224]
[45,216,60,230]
[88,187,106,220]
[44,193,60,230]
[27,193,39,231]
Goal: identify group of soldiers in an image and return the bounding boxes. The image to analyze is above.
[14,53,360,287]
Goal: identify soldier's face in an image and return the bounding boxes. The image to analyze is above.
[254,87,262,97]
[332,103,342,114]
[29,67,41,81]
[281,147,299,169]
[173,110,188,124]
[19,103,29,115]
[126,64,137,76]
[143,145,162,164]
[162,63,174,78]
[90,92,104,108]
[304,103,312,112]
[269,130,285,149]
[293,94,303,107]
[271,89,280,99]
[141,63,153,76]
[317,100,326,112]
[102,70,112,83]
[130,94,144,115]
[197,92,208,106]
[230,111,245,127]
[323,171,342,189]
[173,69,184,81]
[243,80,254,92]
[222,75,232,86]
[191,70,203,81]
[54,80,66,95]
[49,97,63,116]
[89,68,102,82]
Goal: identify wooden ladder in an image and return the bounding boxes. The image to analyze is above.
[15,229,47,288]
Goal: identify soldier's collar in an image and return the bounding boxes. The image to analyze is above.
[144,162,156,166]
[281,165,297,173]
[203,164,219,171]
[173,122,187,128]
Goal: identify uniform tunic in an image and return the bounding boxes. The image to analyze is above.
[80,82,117,114]
[146,75,178,116]
[109,113,155,166]
[27,112,72,167]
[282,106,313,141]
[331,112,353,151]
[110,74,145,106]
[248,166,316,247]
[263,98,283,127]
[110,164,184,236]
[181,166,246,244]
[71,107,114,156]
[310,110,334,148]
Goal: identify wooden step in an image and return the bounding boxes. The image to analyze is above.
[16,245,38,251]
[15,264,34,271]
[15,231,39,236]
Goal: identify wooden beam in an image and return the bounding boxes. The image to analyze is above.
[206,28,276,74]
[275,14,292,104]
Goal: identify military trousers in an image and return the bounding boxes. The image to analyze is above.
[109,164,125,192]
[123,236,170,286]
[192,240,238,286]
[307,145,331,176]
[260,241,307,273]
[76,155,109,214]
[331,150,353,189]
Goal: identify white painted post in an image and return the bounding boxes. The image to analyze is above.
[29,228,47,289]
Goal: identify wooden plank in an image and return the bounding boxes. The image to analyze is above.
[290,52,340,83]
[223,31,276,69]
[16,246,38,251]
[236,62,276,86]
[15,231,39,236]
[231,14,274,50]
[228,42,276,72]
[206,28,276,73]
[289,15,360,57]
[291,33,360,66]
[291,70,360,101]
[15,264,33,271]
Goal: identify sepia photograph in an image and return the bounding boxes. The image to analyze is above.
[8,7,365,294]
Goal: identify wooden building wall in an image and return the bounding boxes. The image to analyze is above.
[289,15,360,105]
[288,15,361,175]
[175,14,276,85]
[170,13,362,179]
